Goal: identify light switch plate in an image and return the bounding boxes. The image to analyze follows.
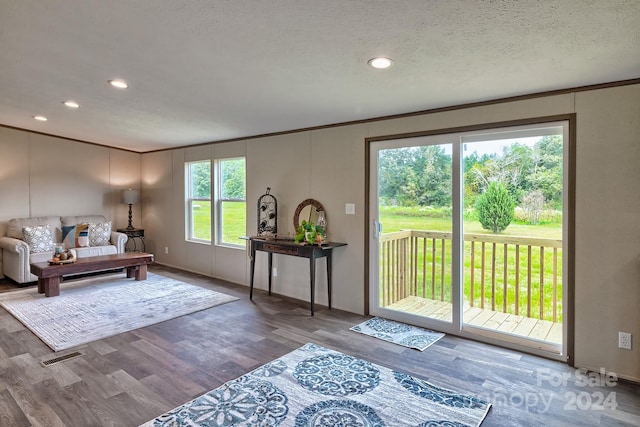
[345,203,355,215]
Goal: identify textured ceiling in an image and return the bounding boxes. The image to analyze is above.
[1,0,639,152]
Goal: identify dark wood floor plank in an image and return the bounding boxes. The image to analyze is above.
[0,388,32,427]
[106,369,174,415]
[2,366,67,426]
[0,264,638,426]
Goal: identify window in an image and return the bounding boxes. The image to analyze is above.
[216,157,246,246]
[186,160,211,242]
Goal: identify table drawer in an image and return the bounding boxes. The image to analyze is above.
[262,243,300,256]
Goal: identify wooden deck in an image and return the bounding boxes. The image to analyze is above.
[386,295,563,345]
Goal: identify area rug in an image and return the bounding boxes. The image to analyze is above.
[141,343,490,426]
[350,317,445,351]
[0,272,238,351]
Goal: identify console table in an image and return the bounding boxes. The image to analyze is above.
[245,237,347,316]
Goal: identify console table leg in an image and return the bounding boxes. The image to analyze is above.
[327,253,333,310]
[249,248,256,300]
[268,252,273,295]
[309,255,316,316]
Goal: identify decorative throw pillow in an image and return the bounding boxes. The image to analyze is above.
[61,224,89,248]
[22,224,55,254]
[88,221,112,246]
[61,226,76,249]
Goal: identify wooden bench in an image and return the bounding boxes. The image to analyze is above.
[30,252,154,297]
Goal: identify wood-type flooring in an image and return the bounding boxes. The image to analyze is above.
[0,264,638,426]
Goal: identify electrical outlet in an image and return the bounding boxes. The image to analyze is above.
[273,267,277,277]
[164,246,169,254]
[618,332,632,350]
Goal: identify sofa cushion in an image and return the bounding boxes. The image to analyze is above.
[7,216,61,241]
[30,250,54,264]
[61,215,108,228]
[74,245,118,258]
[61,224,90,249]
[88,221,112,246]
[22,224,55,254]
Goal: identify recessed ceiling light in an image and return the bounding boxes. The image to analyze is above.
[109,79,128,89]
[367,57,393,69]
[33,115,48,121]
[63,100,80,108]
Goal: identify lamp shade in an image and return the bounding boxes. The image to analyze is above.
[121,189,140,205]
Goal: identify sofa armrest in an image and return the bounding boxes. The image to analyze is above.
[0,236,29,254]
[0,236,32,283]
[111,231,128,253]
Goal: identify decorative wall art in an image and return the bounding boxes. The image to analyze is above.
[257,187,277,237]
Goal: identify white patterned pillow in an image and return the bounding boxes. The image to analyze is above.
[22,224,55,254]
[88,221,112,246]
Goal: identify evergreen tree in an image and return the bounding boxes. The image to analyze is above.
[475,181,515,233]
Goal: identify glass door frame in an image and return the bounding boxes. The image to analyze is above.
[365,115,575,364]
[368,134,462,333]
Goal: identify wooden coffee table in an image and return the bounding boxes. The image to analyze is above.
[30,252,154,297]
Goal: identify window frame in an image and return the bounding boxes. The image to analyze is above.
[185,160,212,244]
[214,156,246,248]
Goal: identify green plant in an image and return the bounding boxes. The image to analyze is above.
[294,220,326,244]
[475,181,515,233]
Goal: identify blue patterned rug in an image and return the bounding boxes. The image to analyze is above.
[350,317,445,351]
[141,343,490,426]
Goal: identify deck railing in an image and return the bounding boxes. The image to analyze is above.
[379,230,563,322]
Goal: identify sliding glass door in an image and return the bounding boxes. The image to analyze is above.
[371,137,456,328]
[369,121,569,359]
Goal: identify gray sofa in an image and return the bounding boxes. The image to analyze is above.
[0,215,127,284]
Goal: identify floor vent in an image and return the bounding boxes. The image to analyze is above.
[41,351,83,366]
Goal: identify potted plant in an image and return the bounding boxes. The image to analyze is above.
[294,220,326,244]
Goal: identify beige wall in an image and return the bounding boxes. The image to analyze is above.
[0,128,141,274]
[1,83,638,381]
[573,85,640,381]
[141,84,640,381]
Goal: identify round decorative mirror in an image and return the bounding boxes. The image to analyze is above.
[293,199,325,231]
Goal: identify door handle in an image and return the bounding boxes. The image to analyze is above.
[373,220,382,239]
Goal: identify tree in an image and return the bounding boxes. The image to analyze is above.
[417,145,452,207]
[526,136,563,208]
[521,190,545,224]
[475,182,515,233]
[221,159,246,199]
[378,147,416,206]
[191,162,211,198]
[378,145,452,208]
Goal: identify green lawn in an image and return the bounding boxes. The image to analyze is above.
[379,207,563,322]
[379,207,562,239]
[194,203,562,320]
[192,201,246,244]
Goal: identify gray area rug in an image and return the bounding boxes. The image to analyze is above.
[350,317,445,351]
[141,343,491,426]
[0,272,238,351]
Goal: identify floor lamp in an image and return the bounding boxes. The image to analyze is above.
[121,188,140,230]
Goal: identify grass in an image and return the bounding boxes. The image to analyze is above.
[193,202,562,321]
[191,201,246,245]
[380,206,562,239]
[379,207,563,322]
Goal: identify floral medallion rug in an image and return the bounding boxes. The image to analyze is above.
[350,317,445,351]
[0,272,238,351]
[141,343,491,427]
